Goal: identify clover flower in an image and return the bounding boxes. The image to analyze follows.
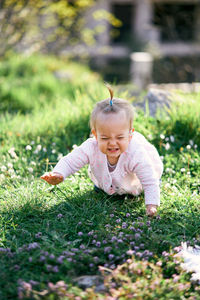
[25,145,32,151]
[57,214,63,219]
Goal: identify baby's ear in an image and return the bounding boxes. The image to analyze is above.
[91,129,97,139]
[129,128,134,139]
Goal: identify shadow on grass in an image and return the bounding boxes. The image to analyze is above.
[2,186,200,255]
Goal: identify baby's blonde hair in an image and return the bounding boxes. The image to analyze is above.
[90,86,134,130]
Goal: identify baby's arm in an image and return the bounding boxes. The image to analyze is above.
[41,138,92,185]
[41,172,64,185]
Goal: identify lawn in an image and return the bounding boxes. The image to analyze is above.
[0,54,200,299]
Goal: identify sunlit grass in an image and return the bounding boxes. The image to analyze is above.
[0,54,200,299]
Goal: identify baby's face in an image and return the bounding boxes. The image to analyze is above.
[92,110,132,164]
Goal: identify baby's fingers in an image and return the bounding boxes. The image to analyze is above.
[40,172,63,185]
[41,172,51,180]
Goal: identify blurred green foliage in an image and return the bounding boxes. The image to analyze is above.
[0,0,120,57]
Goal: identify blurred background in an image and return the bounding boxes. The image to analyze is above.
[1,0,200,85]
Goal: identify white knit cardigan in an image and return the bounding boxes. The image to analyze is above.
[53,131,163,205]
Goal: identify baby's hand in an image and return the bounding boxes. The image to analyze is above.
[146,204,157,217]
[40,172,64,185]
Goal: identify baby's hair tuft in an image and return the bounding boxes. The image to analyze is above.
[90,84,134,130]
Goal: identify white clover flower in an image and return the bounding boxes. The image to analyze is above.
[52,142,56,146]
[57,153,63,160]
[31,141,35,145]
[8,168,15,174]
[194,144,197,149]
[189,140,194,146]
[7,163,13,169]
[36,145,42,151]
[165,142,170,150]
[165,137,169,141]
[186,145,191,150]
[43,147,47,152]
[33,149,39,154]
[52,149,56,154]
[8,147,18,159]
[181,168,186,172]
[28,167,34,173]
[0,174,5,181]
[165,183,170,188]
[170,135,175,142]
[1,165,7,172]
[160,134,165,139]
[26,145,32,151]
[31,161,36,166]
[160,156,164,161]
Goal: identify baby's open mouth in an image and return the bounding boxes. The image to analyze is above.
[108,148,119,153]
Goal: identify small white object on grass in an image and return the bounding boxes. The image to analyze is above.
[179,242,200,282]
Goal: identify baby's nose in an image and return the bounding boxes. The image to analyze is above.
[109,139,117,145]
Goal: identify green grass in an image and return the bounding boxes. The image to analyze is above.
[0,54,200,299]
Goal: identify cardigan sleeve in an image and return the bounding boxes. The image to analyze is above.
[52,139,93,179]
[129,148,162,206]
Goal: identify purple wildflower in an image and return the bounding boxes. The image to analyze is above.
[130,226,136,231]
[14,264,20,270]
[67,257,72,262]
[104,246,112,253]
[138,222,144,227]
[39,256,46,262]
[105,224,111,228]
[111,236,117,242]
[71,248,79,252]
[116,218,121,223]
[79,244,85,249]
[78,231,83,236]
[49,254,55,259]
[52,266,59,273]
[96,241,101,247]
[27,242,39,251]
[57,255,65,264]
[88,230,94,236]
[35,232,42,238]
[126,213,131,217]
[46,265,52,271]
[162,251,169,257]
[110,214,114,218]
[57,214,63,219]
[135,233,141,239]
[117,239,123,243]
[108,254,114,260]
[93,256,99,263]
[122,222,127,229]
